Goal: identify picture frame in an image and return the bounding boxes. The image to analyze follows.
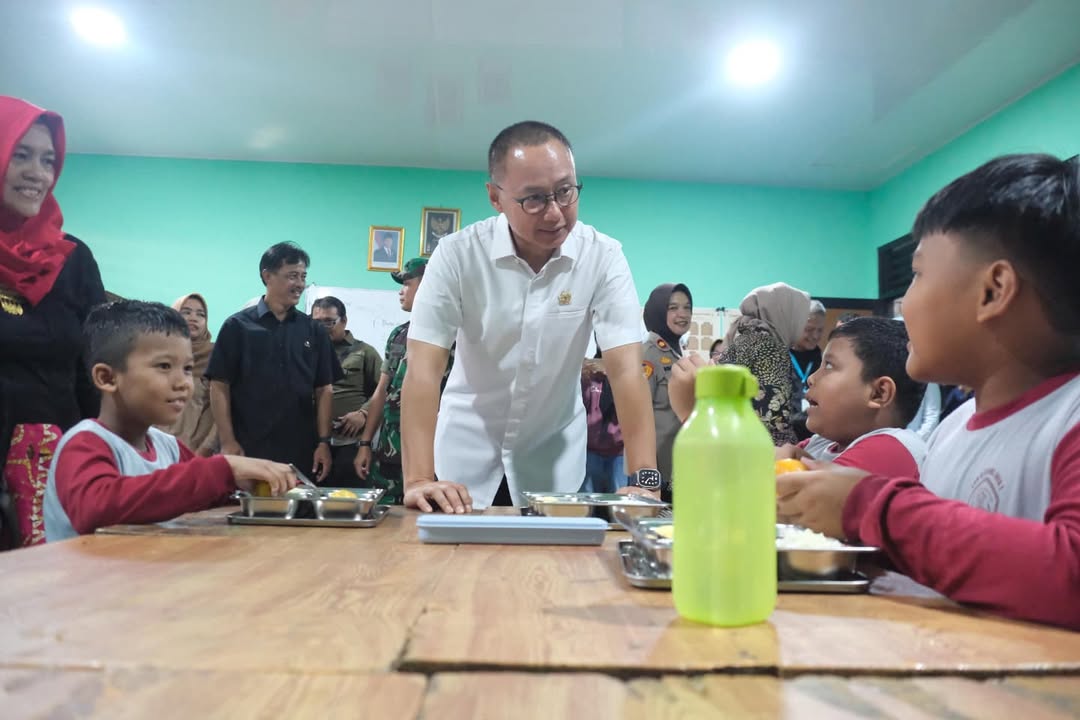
[368,226,404,272]
[420,207,461,257]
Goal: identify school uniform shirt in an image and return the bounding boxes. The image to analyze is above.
[801,427,926,478]
[205,298,343,469]
[44,420,235,540]
[841,372,1080,629]
[408,214,643,508]
[642,331,681,485]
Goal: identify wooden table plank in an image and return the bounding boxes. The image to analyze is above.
[0,533,450,673]
[421,673,1080,720]
[2,668,426,720]
[402,537,1080,675]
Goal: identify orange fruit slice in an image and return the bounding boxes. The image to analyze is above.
[775,458,808,475]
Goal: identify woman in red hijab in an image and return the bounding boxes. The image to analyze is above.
[0,96,105,548]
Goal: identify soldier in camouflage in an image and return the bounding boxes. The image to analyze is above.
[355,258,453,502]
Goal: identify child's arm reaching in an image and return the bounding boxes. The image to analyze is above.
[53,433,296,534]
[778,428,1080,629]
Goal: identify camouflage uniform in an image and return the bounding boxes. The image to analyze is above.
[369,321,455,503]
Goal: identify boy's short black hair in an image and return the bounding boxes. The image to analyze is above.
[829,317,926,426]
[913,153,1080,334]
[836,312,861,325]
[312,296,346,318]
[259,242,311,282]
[85,300,190,370]
[488,121,573,180]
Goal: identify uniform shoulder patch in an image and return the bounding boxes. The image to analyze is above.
[642,361,654,379]
[657,338,668,349]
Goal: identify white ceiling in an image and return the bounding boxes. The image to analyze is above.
[2,0,1079,189]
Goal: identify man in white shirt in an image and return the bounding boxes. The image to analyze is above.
[401,121,659,512]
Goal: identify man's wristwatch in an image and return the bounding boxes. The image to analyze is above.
[627,468,663,492]
[357,440,372,447]
[318,436,332,446]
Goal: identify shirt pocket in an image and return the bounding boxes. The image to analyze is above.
[541,307,587,348]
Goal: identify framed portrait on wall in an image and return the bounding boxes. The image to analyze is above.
[420,207,461,257]
[368,226,404,272]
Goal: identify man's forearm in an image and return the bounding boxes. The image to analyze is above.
[209,381,236,445]
[608,367,658,474]
[400,372,441,488]
[315,385,333,438]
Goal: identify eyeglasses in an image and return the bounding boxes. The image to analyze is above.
[316,317,341,328]
[494,183,583,215]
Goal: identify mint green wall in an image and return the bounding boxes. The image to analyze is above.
[54,156,872,320]
[869,63,1080,245]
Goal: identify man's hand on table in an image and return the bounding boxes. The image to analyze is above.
[405,480,474,514]
[616,485,661,501]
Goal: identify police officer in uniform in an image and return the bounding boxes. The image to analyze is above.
[641,283,692,501]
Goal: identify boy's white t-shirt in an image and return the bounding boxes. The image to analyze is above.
[921,373,1080,520]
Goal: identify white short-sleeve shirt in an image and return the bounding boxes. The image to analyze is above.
[408,214,642,508]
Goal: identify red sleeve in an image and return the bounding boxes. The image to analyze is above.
[53,432,236,534]
[834,435,919,478]
[841,425,1080,630]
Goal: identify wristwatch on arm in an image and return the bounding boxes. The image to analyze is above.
[627,468,663,492]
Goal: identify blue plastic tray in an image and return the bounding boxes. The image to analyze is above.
[416,514,608,545]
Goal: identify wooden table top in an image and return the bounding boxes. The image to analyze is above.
[2,504,1077,705]
[5,670,1077,720]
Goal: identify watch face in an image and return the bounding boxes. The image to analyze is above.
[634,469,662,490]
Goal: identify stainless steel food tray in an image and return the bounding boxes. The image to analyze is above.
[227,504,392,528]
[522,491,669,528]
[617,540,871,593]
[234,487,386,521]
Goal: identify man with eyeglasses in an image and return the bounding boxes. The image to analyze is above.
[207,242,342,482]
[310,295,382,488]
[401,121,660,513]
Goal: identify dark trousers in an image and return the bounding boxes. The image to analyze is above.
[328,443,363,488]
[492,477,514,506]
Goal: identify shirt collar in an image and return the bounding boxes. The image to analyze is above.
[490,214,582,268]
[256,296,297,320]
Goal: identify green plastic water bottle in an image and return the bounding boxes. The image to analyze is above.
[672,364,776,626]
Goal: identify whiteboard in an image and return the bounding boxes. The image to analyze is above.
[305,285,410,354]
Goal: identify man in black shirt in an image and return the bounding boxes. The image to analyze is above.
[206,243,342,481]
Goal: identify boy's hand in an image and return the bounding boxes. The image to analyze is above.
[313,444,332,483]
[354,446,372,479]
[225,457,297,496]
[669,353,709,422]
[775,459,869,540]
[775,443,810,461]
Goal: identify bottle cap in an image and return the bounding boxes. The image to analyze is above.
[695,364,759,400]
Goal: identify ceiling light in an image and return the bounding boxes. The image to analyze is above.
[724,39,781,86]
[71,7,127,47]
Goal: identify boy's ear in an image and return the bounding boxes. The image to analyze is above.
[90,363,120,394]
[867,376,897,411]
[975,259,1020,323]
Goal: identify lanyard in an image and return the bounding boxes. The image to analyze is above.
[790,351,814,386]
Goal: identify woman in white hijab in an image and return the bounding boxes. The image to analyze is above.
[716,283,812,445]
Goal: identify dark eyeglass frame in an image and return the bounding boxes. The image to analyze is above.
[493,182,583,215]
[316,317,341,327]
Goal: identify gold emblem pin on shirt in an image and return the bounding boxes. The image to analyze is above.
[558,291,571,306]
